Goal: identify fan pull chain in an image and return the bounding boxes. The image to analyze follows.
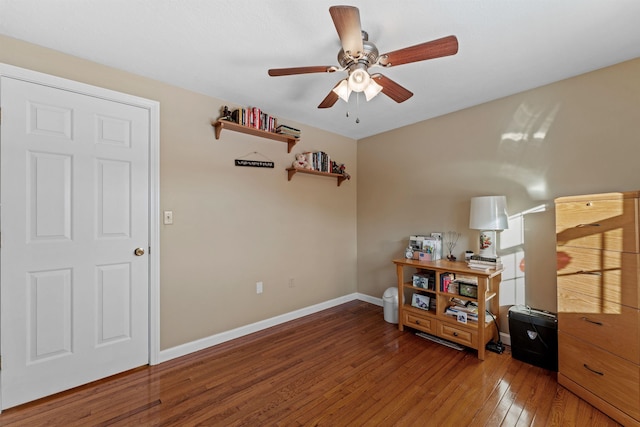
[344,94,360,124]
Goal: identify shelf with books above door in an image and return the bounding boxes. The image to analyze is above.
[212,119,298,153]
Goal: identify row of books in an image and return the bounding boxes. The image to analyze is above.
[301,151,332,173]
[444,299,491,324]
[444,307,492,324]
[440,272,455,292]
[230,107,278,133]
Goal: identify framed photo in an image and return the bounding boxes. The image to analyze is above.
[411,293,430,310]
[459,283,478,298]
[456,311,468,324]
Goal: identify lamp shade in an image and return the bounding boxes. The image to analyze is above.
[363,78,383,101]
[348,66,371,92]
[469,196,509,231]
[332,79,352,102]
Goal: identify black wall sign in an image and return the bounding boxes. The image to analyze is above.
[234,159,274,168]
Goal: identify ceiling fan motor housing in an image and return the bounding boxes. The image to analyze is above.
[338,37,379,75]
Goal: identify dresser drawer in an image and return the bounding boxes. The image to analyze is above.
[556,247,640,308]
[404,310,435,334]
[437,320,477,348]
[555,196,639,252]
[558,297,639,363]
[559,332,640,420]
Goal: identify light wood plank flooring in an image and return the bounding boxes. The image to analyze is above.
[0,301,621,426]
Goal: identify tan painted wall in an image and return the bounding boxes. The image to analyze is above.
[3,33,638,344]
[357,57,640,331]
[0,35,357,350]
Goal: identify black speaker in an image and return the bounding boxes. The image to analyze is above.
[508,306,558,371]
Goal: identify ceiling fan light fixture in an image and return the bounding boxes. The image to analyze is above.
[332,79,352,102]
[364,78,383,101]
[348,66,371,92]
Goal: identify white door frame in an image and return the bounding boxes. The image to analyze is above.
[0,63,161,408]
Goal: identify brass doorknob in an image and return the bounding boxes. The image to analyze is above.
[134,248,145,256]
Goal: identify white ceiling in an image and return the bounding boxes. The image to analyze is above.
[2,1,640,139]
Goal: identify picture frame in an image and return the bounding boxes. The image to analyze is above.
[411,293,430,310]
[457,311,468,324]
[459,283,478,298]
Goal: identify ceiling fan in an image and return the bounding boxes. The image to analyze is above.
[268,5,459,109]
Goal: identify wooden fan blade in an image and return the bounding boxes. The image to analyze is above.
[379,35,459,67]
[268,66,337,76]
[371,74,413,103]
[318,81,342,109]
[329,5,364,58]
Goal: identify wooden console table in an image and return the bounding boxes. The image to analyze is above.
[393,258,503,360]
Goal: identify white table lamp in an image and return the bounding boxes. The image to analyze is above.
[469,196,508,259]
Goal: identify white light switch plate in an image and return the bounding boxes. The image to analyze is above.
[163,210,173,225]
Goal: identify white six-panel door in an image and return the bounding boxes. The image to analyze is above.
[0,73,154,409]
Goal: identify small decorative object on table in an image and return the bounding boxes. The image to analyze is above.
[445,231,461,261]
[220,105,233,121]
[405,246,414,259]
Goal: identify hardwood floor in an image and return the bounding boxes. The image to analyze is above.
[0,301,621,426]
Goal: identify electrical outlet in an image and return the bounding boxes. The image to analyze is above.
[288,278,295,288]
[256,281,263,294]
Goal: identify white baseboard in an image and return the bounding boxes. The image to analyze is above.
[158,293,369,364]
[357,293,382,307]
[157,293,509,364]
[500,332,511,346]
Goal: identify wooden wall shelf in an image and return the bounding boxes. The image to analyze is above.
[286,167,348,187]
[212,120,298,153]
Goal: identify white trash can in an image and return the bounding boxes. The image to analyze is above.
[382,287,399,324]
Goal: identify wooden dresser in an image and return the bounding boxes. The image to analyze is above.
[555,191,640,426]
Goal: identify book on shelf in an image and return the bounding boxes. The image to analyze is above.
[303,152,313,168]
[467,263,492,272]
[449,298,478,312]
[467,260,503,270]
[453,276,478,285]
[440,272,455,292]
[276,124,301,138]
[470,255,501,263]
